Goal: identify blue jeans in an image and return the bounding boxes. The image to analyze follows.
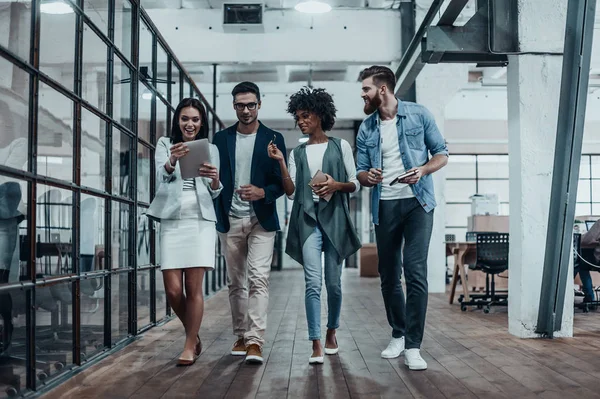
[576,247,596,302]
[302,224,343,341]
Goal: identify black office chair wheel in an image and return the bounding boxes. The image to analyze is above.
[458,296,464,303]
[461,305,467,312]
[5,387,18,397]
[54,362,64,371]
[37,372,48,381]
[483,307,490,314]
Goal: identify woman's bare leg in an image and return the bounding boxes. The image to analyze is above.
[163,269,186,326]
[180,267,206,360]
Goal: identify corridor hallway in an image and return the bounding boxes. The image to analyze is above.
[43,269,600,399]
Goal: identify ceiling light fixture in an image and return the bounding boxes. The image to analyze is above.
[141,90,153,100]
[40,0,74,14]
[294,1,332,14]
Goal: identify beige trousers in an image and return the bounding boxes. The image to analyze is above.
[219,216,275,347]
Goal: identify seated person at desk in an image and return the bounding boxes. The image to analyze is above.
[577,220,600,302]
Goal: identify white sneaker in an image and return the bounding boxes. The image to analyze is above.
[381,337,405,359]
[404,348,427,370]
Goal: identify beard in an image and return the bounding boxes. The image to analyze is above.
[238,113,257,126]
[363,92,382,115]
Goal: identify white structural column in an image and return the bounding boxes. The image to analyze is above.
[414,0,468,293]
[416,64,467,293]
[507,0,572,338]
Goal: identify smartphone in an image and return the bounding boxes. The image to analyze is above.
[268,134,276,146]
[390,169,418,186]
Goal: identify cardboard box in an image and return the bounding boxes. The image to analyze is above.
[470,194,499,215]
[359,243,379,277]
[467,215,509,233]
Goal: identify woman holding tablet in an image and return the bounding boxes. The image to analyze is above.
[147,98,222,366]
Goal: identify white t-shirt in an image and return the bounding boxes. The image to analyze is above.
[379,118,415,200]
[287,139,359,202]
[229,131,257,218]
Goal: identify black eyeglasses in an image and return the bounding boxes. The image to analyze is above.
[234,102,258,111]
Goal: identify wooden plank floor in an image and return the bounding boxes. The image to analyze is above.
[43,269,600,399]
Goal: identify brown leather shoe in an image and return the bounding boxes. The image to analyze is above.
[245,344,263,364]
[231,338,246,356]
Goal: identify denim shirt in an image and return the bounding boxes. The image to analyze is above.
[356,99,448,225]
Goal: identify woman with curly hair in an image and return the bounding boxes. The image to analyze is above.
[268,87,361,364]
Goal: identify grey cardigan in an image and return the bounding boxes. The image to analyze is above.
[146,136,223,222]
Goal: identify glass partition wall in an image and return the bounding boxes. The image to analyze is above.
[0,0,224,396]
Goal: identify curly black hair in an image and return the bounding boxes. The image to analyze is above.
[286,87,337,132]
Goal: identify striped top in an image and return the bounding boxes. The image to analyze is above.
[183,178,196,191]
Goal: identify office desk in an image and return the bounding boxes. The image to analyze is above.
[446,242,476,304]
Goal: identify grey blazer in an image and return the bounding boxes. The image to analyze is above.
[146,136,223,222]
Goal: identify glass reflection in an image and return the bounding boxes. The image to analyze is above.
[79,194,105,359]
[0,59,30,164]
[114,0,133,60]
[36,185,73,276]
[156,100,168,140]
[81,108,107,190]
[111,201,129,269]
[156,45,168,98]
[0,178,27,285]
[37,82,74,182]
[82,23,108,111]
[84,0,109,34]
[171,63,181,104]
[137,206,150,266]
[156,265,167,321]
[39,10,76,90]
[139,22,153,84]
[80,194,105,274]
[112,128,132,198]
[0,287,27,396]
[112,57,132,129]
[138,82,152,143]
[111,273,128,343]
[137,143,151,204]
[137,269,150,328]
[35,281,74,382]
[0,1,31,62]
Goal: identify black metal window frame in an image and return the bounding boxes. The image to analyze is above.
[0,0,225,395]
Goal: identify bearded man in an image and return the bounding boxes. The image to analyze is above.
[355,66,449,371]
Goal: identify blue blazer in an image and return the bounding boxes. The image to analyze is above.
[213,121,287,233]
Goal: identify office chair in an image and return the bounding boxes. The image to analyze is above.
[461,233,509,313]
[458,231,496,304]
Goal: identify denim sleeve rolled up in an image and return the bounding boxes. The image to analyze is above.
[355,100,449,225]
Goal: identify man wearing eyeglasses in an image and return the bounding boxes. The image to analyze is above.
[213,81,287,364]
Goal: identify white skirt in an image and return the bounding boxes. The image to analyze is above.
[160,190,216,270]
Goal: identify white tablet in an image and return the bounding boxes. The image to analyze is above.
[178,139,211,179]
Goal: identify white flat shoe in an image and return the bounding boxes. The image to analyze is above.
[309,356,324,364]
[324,347,339,355]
